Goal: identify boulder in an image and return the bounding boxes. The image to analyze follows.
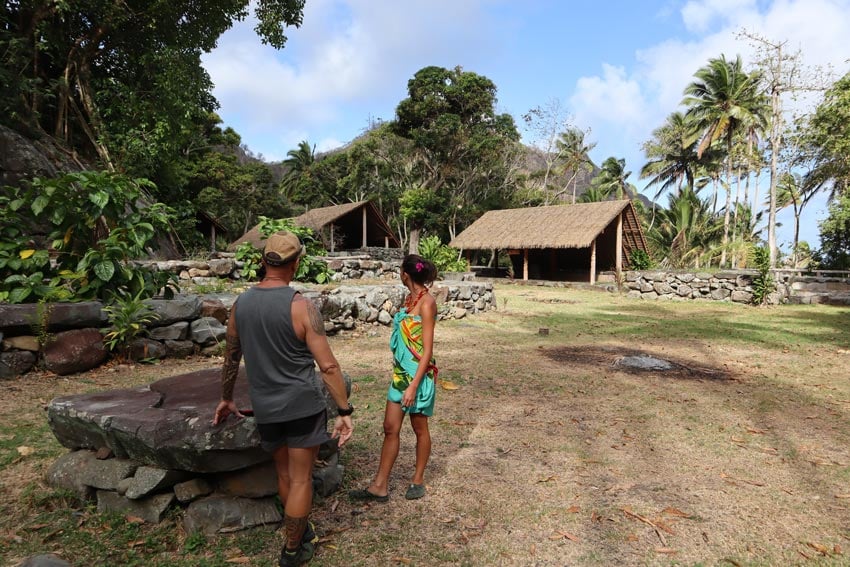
[124,466,192,499]
[148,321,189,341]
[201,298,228,324]
[0,301,106,331]
[2,335,40,351]
[164,339,195,358]
[189,317,226,346]
[0,350,36,379]
[145,295,201,325]
[215,461,278,498]
[45,450,98,501]
[174,478,213,503]
[17,555,72,567]
[184,495,282,535]
[127,338,167,361]
[42,328,107,375]
[97,490,175,523]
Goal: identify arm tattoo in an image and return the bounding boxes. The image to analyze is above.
[221,330,241,400]
[307,300,326,336]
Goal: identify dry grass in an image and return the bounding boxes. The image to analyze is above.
[2,284,850,566]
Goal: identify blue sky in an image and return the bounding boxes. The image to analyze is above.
[201,0,850,252]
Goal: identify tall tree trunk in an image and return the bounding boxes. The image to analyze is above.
[408,227,421,255]
[720,147,733,268]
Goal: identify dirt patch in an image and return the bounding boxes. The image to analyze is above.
[542,344,735,381]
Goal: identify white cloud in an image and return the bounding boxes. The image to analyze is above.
[202,0,499,155]
[681,0,758,33]
[570,64,648,134]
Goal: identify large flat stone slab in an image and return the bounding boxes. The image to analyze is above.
[47,368,266,473]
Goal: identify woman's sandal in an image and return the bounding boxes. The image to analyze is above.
[404,483,426,500]
[348,488,389,503]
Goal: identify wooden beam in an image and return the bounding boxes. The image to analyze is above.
[523,249,529,281]
[616,212,623,279]
[362,207,367,248]
[590,239,597,284]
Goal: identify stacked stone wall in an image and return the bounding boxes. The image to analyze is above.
[0,282,495,378]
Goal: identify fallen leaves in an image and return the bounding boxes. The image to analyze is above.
[16,446,35,456]
[548,529,580,542]
[439,379,460,390]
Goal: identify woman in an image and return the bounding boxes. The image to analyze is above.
[350,254,438,501]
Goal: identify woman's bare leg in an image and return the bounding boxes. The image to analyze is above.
[409,413,431,485]
[368,401,405,495]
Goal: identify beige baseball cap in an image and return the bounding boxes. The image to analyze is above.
[263,231,305,266]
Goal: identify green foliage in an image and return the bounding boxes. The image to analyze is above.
[817,191,850,269]
[235,217,333,284]
[1,1,306,167]
[0,171,178,303]
[103,291,160,359]
[750,245,775,305]
[803,72,850,195]
[628,249,653,270]
[417,235,469,273]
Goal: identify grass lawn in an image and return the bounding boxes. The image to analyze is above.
[2,283,850,566]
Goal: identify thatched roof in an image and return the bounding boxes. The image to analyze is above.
[294,201,369,231]
[227,200,399,251]
[449,200,646,251]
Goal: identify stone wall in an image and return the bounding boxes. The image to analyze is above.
[619,269,850,305]
[140,255,403,286]
[0,281,496,378]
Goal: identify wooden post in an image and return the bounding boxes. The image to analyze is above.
[616,212,623,279]
[330,224,335,253]
[523,249,529,281]
[210,225,216,254]
[384,235,389,248]
[362,207,367,248]
[590,240,596,284]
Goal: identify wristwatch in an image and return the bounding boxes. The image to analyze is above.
[337,402,354,416]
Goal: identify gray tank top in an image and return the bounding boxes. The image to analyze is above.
[234,286,325,423]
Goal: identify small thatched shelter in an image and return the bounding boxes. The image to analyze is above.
[227,201,399,252]
[449,200,648,283]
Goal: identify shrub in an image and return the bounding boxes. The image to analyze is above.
[417,235,469,274]
[103,291,160,360]
[235,216,332,284]
[750,245,775,305]
[0,171,178,303]
[628,249,653,270]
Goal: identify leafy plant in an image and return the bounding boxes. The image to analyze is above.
[417,235,469,274]
[102,291,160,360]
[235,216,333,284]
[0,171,179,303]
[628,249,653,270]
[750,245,776,305]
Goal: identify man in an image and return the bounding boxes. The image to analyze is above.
[213,230,353,567]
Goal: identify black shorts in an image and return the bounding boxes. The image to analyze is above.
[256,410,330,452]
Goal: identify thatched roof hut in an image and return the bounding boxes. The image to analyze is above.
[449,200,647,283]
[227,201,399,252]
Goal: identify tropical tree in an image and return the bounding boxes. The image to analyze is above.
[280,140,317,203]
[775,172,819,267]
[393,65,520,252]
[1,0,305,171]
[556,127,597,204]
[647,186,723,268]
[683,54,768,267]
[817,191,850,269]
[589,157,632,200]
[802,72,850,198]
[640,112,701,200]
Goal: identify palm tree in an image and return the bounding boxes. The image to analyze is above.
[591,157,632,200]
[648,186,723,268]
[775,172,820,267]
[683,55,767,267]
[640,111,701,200]
[577,184,612,203]
[280,140,316,201]
[555,127,597,204]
